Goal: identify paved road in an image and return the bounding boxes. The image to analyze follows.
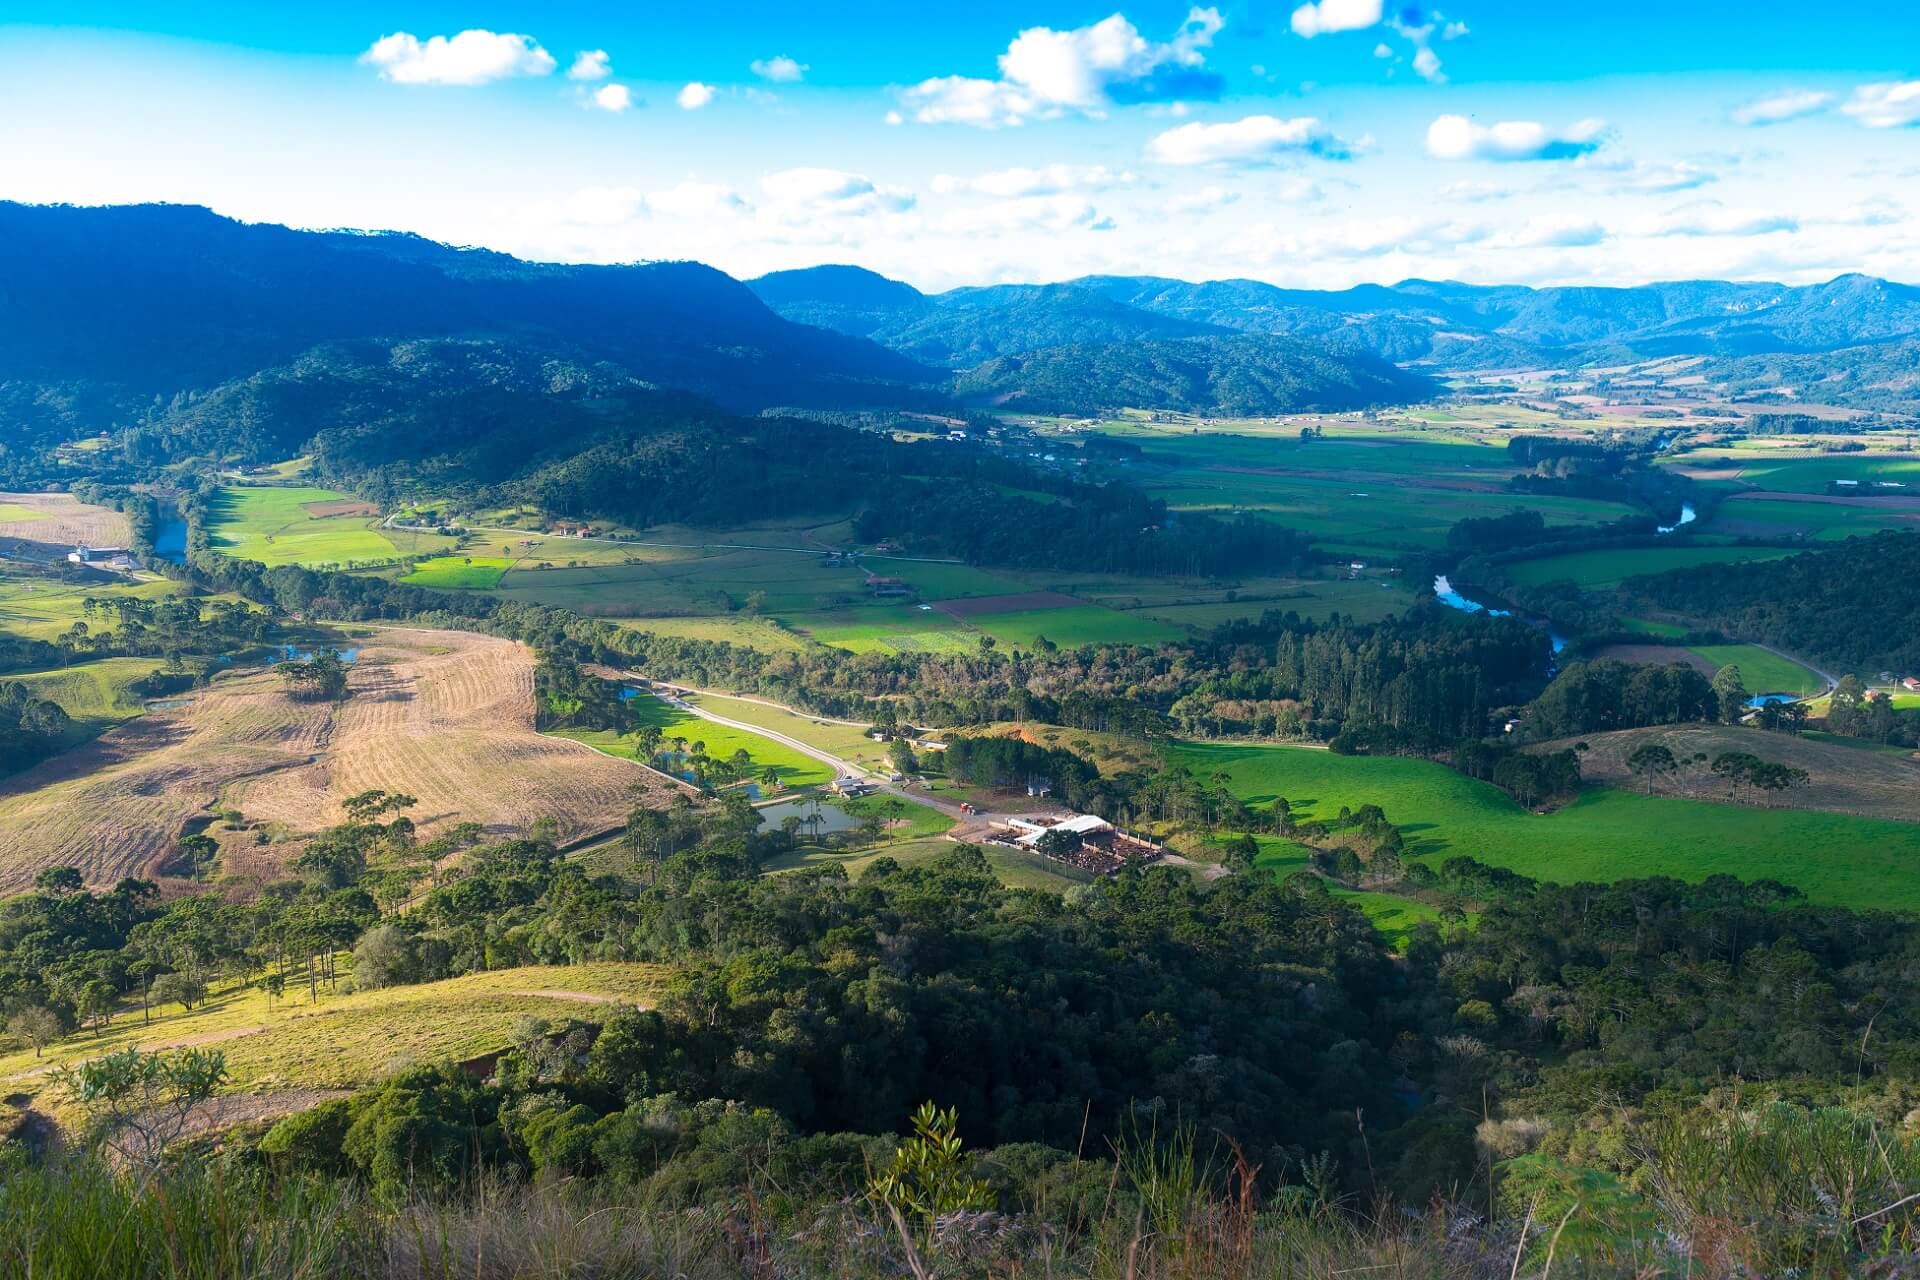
[1749,641,1839,700]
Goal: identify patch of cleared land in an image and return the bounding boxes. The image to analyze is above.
[1537,724,1920,824]
[0,490,131,549]
[0,629,681,892]
[1176,740,1920,912]
[761,837,1094,893]
[0,565,185,641]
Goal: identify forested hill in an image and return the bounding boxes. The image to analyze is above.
[954,334,1435,416]
[0,202,935,436]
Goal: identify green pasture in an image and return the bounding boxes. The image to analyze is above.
[837,794,956,839]
[1678,453,1920,495]
[1502,544,1798,590]
[686,692,885,764]
[1135,578,1416,629]
[608,615,810,653]
[552,693,833,787]
[0,569,183,642]
[1703,493,1919,541]
[968,605,1187,650]
[8,657,167,743]
[783,604,977,655]
[204,487,403,568]
[398,556,512,589]
[1688,644,1823,695]
[1174,741,1920,912]
[0,503,47,524]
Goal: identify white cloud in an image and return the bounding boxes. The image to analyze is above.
[677,82,716,110]
[932,164,1134,197]
[1437,179,1512,203]
[1731,88,1832,126]
[362,30,556,86]
[1495,215,1607,249]
[1613,160,1717,194]
[647,181,749,219]
[751,55,807,82]
[590,84,633,113]
[942,195,1112,235]
[760,168,915,218]
[902,7,1224,127]
[1235,215,1487,261]
[1411,46,1442,82]
[1290,0,1382,38]
[1165,185,1240,214]
[567,50,611,82]
[1148,114,1354,165]
[1426,115,1607,162]
[1633,206,1799,238]
[1843,81,1920,129]
[1372,42,1393,58]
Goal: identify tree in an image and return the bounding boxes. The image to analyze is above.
[868,1102,993,1251]
[6,1006,63,1059]
[56,1047,229,1176]
[1712,664,1749,724]
[1625,743,1676,795]
[34,865,84,896]
[149,971,208,1012]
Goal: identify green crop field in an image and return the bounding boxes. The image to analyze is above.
[0,503,47,524]
[1678,453,1920,495]
[205,487,403,567]
[1688,644,1823,694]
[1503,545,1799,590]
[1173,741,1920,912]
[1136,578,1416,629]
[398,556,513,588]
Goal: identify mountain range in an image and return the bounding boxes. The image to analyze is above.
[748,263,1920,371]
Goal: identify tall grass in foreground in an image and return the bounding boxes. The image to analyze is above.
[6,1102,1920,1278]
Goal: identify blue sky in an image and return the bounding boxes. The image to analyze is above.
[2,3,1916,289]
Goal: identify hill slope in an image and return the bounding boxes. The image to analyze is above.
[0,202,934,434]
[954,334,1435,415]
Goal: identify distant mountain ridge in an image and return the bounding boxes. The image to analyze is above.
[750,263,1920,370]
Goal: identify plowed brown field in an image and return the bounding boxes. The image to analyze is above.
[0,490,132,548]
[0,628,685,891]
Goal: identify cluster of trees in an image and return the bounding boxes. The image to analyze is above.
[1628,531,1920,673]
[0,681,71,775]
[853,481,1315,577]
[1523,657,1719,738]
[1826,675,1918,745]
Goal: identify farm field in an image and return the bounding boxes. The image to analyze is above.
[1673,452,1920,495]
[1134,578,1416,628]
[553,692,835,788]
[0,963,666,1097]
[0,565,185,641]
[1083,425,1636,555]
[1543,723,1920,824]
[782,603,975,655]
[608,615,810,653]
[680,691,888,765]
[397,555,512,588]
[0,629,678,893]
[1699,492,1919,541]
[963,603,1187,649]
[1174,740,1920,912]
[0,489,131,549]
[204,486,402,567]
[1688,643,1823,694]
[1502,544,1798,590]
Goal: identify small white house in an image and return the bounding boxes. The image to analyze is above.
[68,545,131,567]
